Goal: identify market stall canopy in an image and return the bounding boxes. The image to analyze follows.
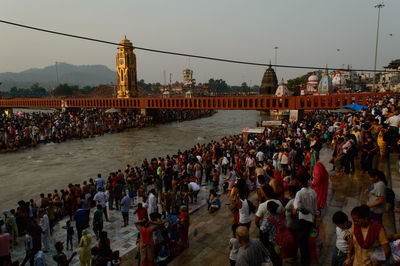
[340,104,368,111]
[241,127,265,134]
[241,127,265,142]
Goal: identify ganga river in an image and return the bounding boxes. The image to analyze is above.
[0,110,265,212]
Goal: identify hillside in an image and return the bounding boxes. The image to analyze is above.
[0,63,116,91]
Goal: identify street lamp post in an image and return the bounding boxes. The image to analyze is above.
[274,46,279,72]
[373,3,384,91]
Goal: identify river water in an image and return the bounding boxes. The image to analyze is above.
[0,110,263,212]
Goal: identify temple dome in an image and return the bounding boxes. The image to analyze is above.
[259,65,278,95]
[308,73,319,85]
[119,37,134,50]
[275,79,289,97]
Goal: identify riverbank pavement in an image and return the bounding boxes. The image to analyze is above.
[9,183,211,266]
[130,147,399,266]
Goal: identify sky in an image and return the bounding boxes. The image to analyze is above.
[0,0,399,86]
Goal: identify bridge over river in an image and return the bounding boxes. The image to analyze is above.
[0,92,394,110]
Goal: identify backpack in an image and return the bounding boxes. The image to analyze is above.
[129,190,137,198]
[268,214,297,258]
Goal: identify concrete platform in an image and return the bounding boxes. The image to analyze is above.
[9,147,399,266]
[163,148,399,266]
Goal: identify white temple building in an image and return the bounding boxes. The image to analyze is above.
[275,79,290,97]
[301,73,319,95]
[332,71,347,91]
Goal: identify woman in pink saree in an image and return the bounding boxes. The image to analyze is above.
[311,161,329,211]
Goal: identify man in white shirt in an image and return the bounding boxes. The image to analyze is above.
[294,175,317,265]
[256,150,265,164]
[146,189,158,215]
[385,111,400,148]
[93,187,109,222]
[386,112,400,128]
[39,210,51,252]
[255,184,284,250]
[188,181,201,203]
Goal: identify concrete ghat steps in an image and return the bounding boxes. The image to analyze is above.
[10,184,210,266]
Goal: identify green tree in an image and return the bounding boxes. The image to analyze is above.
[251,85,260,92]
[52,83,79,96]
[240,82,249,92]
[208,78,229,93]
[30,83,47,94]
[138,79,152,92]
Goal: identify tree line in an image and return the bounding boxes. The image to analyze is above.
[138,78,260,93]
[5,83,97,96]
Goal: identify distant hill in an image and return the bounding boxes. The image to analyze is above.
[0,63,116,91]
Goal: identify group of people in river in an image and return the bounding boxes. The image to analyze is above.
[1,95,400,265]
[0,109,214,153]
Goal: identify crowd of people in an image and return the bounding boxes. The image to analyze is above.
[0,109,214,152]
[224,98,400,266]
[0,95,400,265]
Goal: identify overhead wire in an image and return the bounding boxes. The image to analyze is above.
[0,18,398,73]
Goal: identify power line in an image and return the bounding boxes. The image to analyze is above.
[0,18,397,73]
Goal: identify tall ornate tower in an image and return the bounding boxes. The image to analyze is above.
[116,37,137,98]
[259,64,278,95]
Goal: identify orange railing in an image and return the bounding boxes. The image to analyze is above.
[0,92,394,110]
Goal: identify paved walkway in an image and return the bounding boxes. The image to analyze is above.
[10,147,399,265]
[9,186,210,265]
[164,147,399,266]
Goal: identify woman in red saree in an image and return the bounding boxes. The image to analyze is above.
[311,162,329,211]
[178,206,190,249]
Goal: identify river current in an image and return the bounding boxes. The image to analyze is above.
[0,110,263,212]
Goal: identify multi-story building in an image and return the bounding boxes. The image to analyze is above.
[379,60,400,92]
[116,37,137,98]
[183,69,195,87]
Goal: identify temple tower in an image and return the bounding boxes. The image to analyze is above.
[116,37,137,98]
[260,64,278,95]
[317,67,333,94]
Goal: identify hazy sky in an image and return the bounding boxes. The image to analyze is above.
[1,0,399,86]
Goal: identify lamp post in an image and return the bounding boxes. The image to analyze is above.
[373,3,384,91]
[274,46,279,71]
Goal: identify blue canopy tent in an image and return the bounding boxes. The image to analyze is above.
[340,104,368,111]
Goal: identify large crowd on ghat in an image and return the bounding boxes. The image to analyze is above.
[1,96,400,266]
[0,109,214,152]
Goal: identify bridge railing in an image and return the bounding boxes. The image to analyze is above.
[0,92,394,110]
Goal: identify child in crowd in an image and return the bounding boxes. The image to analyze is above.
[66,221,74,251]
[229,228,240,266]
[331,211,352,266]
